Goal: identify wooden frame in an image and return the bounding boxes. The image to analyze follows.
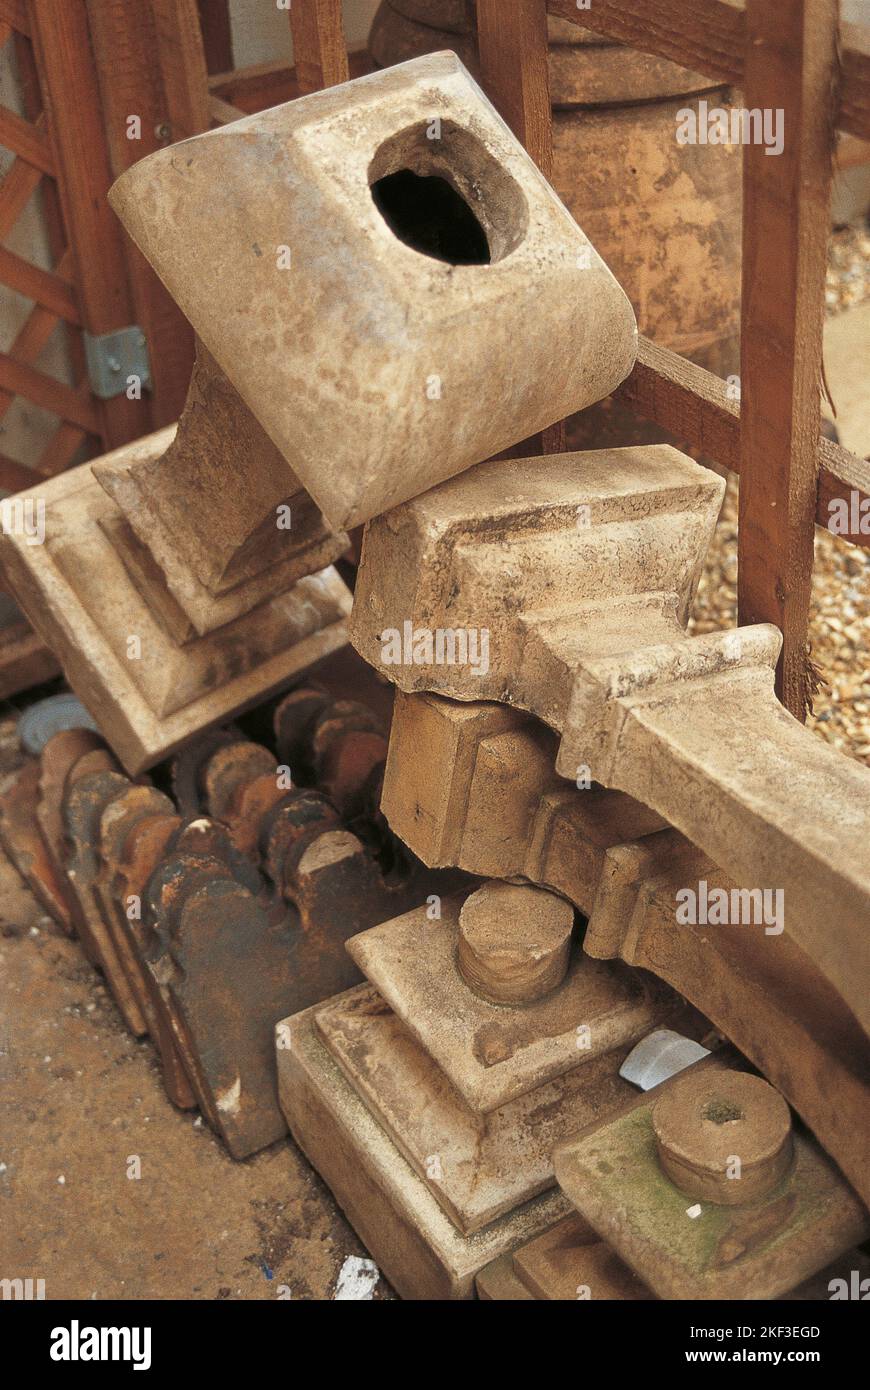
[0,2,100,496]
[85,0,208,427]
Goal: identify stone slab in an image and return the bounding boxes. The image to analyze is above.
[554,1096,870,1301]
[277,994,571,1299]
[347,892,667,1112]
[0,462,351,773]
[315,982,636,1234]
[477,1223,870,1302]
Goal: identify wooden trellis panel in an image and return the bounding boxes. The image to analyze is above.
[0,1,179,694]
[26,1,153,450]
[0,3,95,495]
[0,0,209,487]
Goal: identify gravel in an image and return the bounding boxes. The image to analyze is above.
[689,222,870,767]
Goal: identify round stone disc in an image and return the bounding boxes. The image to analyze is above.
[652,1069,794,1207]
[457,879,574,1004]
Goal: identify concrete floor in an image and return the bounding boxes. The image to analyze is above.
[0,845,392,1301]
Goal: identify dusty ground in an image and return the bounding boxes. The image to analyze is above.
[0,845,393,1301]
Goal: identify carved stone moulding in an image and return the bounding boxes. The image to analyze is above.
[0,431,351,774]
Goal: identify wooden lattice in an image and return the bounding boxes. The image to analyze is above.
[0,0,205,696]
[0,0,95,495]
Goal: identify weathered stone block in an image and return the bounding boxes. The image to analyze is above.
[554,1068,869,1301]
[0,448,351,774]
[277,995,572,1299]
[352,445,870,1039]
[109,53,636,531]
[347,891,668,1112]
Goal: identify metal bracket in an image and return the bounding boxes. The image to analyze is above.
[83,326,151,400]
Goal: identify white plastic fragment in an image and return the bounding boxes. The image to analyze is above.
[619,1028,711,1091]
[333,1255,379,1301]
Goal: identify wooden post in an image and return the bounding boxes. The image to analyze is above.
[149,0,212,140]
[86,0,205,425]
[477,0,564,453]
[289,0,349,95]
[26,0,152,449]
[197,0,233,74]
[477,0,554,179]
[738,0,839,719]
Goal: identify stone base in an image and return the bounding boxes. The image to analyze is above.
[347,893,668,1113]
[0,462,351,773]
[93,424,347,637]
[477,1217,870,1302]
[276,995,571,1300]
[314,982,636,1235]
[554,1092,870,1300]
[476,1213,652,1301]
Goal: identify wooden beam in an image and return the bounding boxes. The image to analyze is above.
[149,0,211,140]
[0,156,43,240]
[547,0,870,141]
[209,94,244,126]
[289,0,349,95]
[817,439,870,548]
[0,354,100,434]
[0,0,28,36]
[86,0,197,426]
[614,336,870,550]
[26,0,151,448]
[840,22,870,143]
[615,336,741,472]
[0,304,58,409]
[477,0,564,453]
[477,0,554,178]
[37,420,89,476]
[0,252,75,420]
[0,453,43,493]
[738,0,838,719]
[208,48,372,112]
[0,104,54,174]
[547,0,744,86]
[0,244,79,324]
[210,58,300,109]
[196,0,232,74]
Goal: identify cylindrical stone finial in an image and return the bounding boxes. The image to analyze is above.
[457,880,574,1005]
